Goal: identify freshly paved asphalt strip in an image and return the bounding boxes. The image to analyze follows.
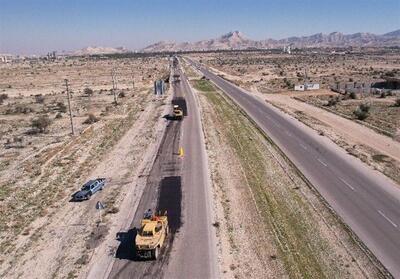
[107,60,217,279]
[187,58,400,277]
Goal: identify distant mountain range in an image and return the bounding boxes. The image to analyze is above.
[66,29,400,56]
[142,30,400,52]
[71,46,130,56]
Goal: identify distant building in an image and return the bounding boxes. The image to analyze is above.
[283,45,292,54]
[294,83,320,91]
[46,51,57,60]
[0,55,12,63]
[294,84,305,91]
[305,83,320,90]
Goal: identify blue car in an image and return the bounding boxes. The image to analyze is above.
[72,178,106,201]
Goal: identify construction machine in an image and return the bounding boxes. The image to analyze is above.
[172,105,184,120]
[135,209,169,260]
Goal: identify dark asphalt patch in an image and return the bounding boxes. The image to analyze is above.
[156,176,182,232]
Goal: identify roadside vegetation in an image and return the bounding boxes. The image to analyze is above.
[194,78,386,278]
[0,56,169,278]
[297,94,399,138]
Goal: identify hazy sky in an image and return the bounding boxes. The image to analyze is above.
[1,0,399,55]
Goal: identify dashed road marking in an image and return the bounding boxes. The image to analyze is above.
[339,178,356,191]
[299,143,307,150]
[317,158,328,167]
[378,210,398,228]
[269,119,278,126]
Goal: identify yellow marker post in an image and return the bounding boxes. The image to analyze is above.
[178,147,184,158]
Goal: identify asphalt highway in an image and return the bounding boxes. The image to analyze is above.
[187,58,400,277]
[107,60,217,279]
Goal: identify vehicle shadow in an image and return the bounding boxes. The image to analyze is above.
[69,192,82,202]
[163,114,175,121]
[115,228,137,261]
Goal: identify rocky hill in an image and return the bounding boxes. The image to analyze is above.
[142,29,400,52]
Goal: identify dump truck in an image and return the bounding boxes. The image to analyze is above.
[135,209,169,260]
[172,105,183,120]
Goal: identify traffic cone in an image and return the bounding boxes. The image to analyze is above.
[178,147,184,158]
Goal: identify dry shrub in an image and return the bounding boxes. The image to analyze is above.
[31,114,52,133]
[353,103,370,120]
[35,94,45,104]
[84,87,93,96]
[56,102,67,112]
[0,93,8,104]
[83,113,99,124]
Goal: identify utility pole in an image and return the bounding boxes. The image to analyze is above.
[131,70,135,90]
[111,69,118,105]
[64,79,75,135]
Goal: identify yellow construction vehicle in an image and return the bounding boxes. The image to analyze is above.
[135,209,169,260]
[173,105,183,120]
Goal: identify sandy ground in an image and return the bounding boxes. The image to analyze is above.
[0,92,168,279]
[0,56,170,279]
[261,92,400,162]
[191,50,400,93]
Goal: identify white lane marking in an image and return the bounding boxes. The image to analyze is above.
[378,210,398,228]
[268,119,278,126]
[299,143,308,150]
[339,178,355,191]
[317,158,328,167]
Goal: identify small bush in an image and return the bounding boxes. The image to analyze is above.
[326,96,340,107]
[56,102,67,112]
[359,103,371,113]
[354,103,370,120]
[31,115,52,133]
[55,112,63,119]
[35,94,45,104]
[119,91,126,98]
[84,87,93,96]
[354,110,368,120]
[349,92,357,99]
[395,98,400,107]
[380,92,387,98]
[0,93,8,104]
[12,104,34,114]
[83,113,99,124]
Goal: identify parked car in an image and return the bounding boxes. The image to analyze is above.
[72,178,106,201]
